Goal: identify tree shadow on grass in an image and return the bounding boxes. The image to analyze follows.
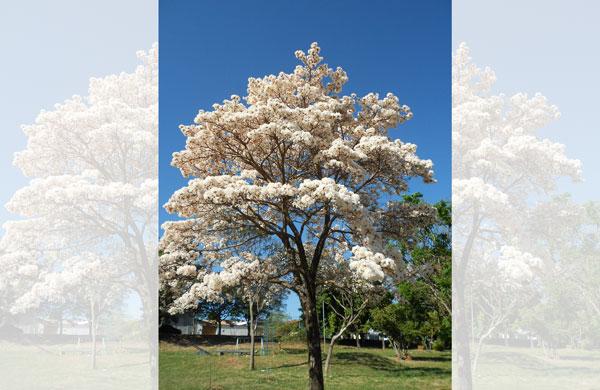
[482,350,552,370]
[111,360,151,369]
[410,354,451,362]
[333,352,450,377]
[279,348,307,355]
[270,361,308,370]
[481,350,600,375]
[556,355,600,362]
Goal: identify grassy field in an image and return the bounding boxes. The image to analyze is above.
[159,341,451,390]
[474,345,600,390]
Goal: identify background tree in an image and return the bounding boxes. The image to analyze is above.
[370,281,437,360]
[409,199,452,318]
[240,286,286,338]
[319,279,383,375]
[367,197,452,354]
[520,197,600,352]
[160,42,435,389]
[273,317,306,343]
[239,282,287,370]
[195,299,245,336]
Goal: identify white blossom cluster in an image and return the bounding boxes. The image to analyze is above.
[495,246,542,286]
[164,252,281,314]
[348,246,396,282]
[10,253,122,315]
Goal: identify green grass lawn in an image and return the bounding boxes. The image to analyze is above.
[0,341,152,389]
[159,341,451,390]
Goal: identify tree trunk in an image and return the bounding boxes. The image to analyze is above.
[453,213,479,390]
[454,280,473,390]
[301,289,325,390]
[217,315,222,336]
[249,301,256,370]
[355,335,360,348]
[90,300,97,370]
[141,286,158,390]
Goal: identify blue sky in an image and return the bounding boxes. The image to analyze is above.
[159,0,451,319]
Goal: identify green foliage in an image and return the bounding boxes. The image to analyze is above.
[432,339,445,352]
[194,299,246,335]
[371,282,434,353]
[274,319,306,342]
[317,287,385,340]
[369,198,452,353]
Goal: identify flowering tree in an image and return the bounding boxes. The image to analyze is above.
[0,45,158,380]
[452,43,582,389]
[161,42,435,389]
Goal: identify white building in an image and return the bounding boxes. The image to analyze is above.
[171,314,263,336]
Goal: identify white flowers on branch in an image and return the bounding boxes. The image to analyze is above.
[163,251,279,314]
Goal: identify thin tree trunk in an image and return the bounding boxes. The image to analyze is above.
[249,301,255,370]
[472,317,503,375]
[391,340,402,360]
[472,334,486,374]
[324,334,340,375]
[355,335,360,348]
[301,288,325,390]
